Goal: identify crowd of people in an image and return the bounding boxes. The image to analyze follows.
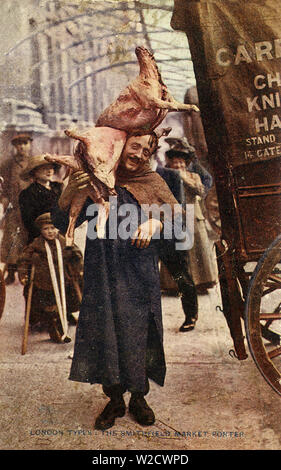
[0,133,83,342]
[0,129,217,430]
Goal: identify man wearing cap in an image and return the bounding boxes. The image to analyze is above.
[0,134,33,285]
[19,155,63,244]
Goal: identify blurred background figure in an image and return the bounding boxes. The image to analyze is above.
[164,137,218,295]
[154,140,198,332]
[19,155,63,244]
[0,134,33,285]
[184,86,221,239]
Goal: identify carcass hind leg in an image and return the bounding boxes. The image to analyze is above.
[172,102,199,112]
[96,201,110,239]
[65,214,77,247]
[141,93,199,112]
[157,98,199,112]
[65,191,89,246]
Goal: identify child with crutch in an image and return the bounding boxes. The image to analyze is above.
[18,213,83,345]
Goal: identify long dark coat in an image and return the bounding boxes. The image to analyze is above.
[52,187,166,394]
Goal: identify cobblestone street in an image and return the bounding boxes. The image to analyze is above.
[1,270,280,451]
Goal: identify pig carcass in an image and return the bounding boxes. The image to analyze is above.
[96,46,199,133]
[45,47,198,245]
[45,127,127,245]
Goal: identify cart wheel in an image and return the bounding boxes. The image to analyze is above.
[0,269,6,320]
[245,234,281,396]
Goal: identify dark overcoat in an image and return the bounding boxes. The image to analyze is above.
[52,187,166,394]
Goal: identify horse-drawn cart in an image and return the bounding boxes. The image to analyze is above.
[172,0,281,395]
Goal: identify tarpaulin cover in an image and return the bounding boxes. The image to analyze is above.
[172,0,281,168]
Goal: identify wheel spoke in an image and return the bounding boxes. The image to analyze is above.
[263,285,281,296]
[260,313,281,320]
[245,234,281,396]
[268,347,281,360]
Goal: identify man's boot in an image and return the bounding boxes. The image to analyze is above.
[158,244,198,333]
[129,392,155,426]
[179,317,197,332]
[95,388,126,431]
[177,274,198,332]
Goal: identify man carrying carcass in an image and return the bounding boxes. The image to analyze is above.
[52,131,189,431]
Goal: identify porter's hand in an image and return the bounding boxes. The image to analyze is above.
[131,218,163,249]
[59,170,91,211]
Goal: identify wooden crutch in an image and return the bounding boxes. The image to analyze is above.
[0,269,6,320]
[21,264,35,355]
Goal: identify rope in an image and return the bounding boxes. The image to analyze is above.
[45,239,68,340]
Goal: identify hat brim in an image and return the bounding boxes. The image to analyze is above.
[165,149,195,162]
[36,219,54,228]
[35,212,53,228]
[11,136,33,146]
[21,162,60,181]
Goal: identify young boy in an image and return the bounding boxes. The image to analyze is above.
[18,213,83,343]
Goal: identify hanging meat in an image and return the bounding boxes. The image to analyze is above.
[45,47,198,245]
[45,127,127,245]
[96,46,199,133]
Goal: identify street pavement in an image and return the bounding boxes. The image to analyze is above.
[1,268,281,452]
